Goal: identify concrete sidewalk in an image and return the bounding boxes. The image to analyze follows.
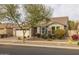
[0,37,79,50]
[0,37,67,46]
[0,41,79,50]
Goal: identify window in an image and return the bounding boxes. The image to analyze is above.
[52,26,55,34]
[52,26,55,30]
[32,27,37,36]
[42,27,45,34]
[56,26,60,29]
[64,25,67,29]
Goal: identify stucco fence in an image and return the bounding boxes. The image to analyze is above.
[68,30,79,37]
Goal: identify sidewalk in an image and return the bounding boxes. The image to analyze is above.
[0,37,79,50]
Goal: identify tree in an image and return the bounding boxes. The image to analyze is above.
[0,4,53,43]
[68,20,78,30]
[24,4,52,28]
[0,4,27,43]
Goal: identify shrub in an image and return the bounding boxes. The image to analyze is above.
[36,33,41,38]
[48,39,52,41]
[24,36,26,39]
[18,37,22,40]
[54,29,66,39]
[71,34,79,41]
[41,34,48,39]
[48,33,52,38]
[77,41,79,45]
[48,33,55,39]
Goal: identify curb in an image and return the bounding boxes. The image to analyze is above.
[0,43,79,50]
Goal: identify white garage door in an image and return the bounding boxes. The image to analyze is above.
[16,30,31,38]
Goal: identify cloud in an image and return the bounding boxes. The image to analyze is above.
[49,4,79,20]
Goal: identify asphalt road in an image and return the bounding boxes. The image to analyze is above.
[0,45,79,55]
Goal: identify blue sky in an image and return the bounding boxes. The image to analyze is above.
[48,4,79,20]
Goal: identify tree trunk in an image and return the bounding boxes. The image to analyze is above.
[23,30,26,43]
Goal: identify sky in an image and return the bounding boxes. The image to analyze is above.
[18,4,79,21]
[48,4,79,20]
[3,4,79,23]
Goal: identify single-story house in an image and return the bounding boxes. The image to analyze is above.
[15,16,69,38]
[0,23,15,38]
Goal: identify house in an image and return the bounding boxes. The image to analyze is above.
[0,23,15,38]
[31,16,69,37]
[15,16,69,38]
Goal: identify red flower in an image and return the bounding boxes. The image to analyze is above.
[72,34,79,41]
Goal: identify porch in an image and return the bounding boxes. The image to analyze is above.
[31,25,68,38]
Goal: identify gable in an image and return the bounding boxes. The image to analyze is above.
[38,16,69,27]
[47,23,64,30]
[47,22,66,27]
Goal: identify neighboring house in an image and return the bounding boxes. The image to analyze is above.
[0,23,15,38]
[15,16,69,38]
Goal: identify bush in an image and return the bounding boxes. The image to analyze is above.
[36,33,41,38]
[71,34,79,41]
[77,42,79,45]
[48,33,52,38]
[18,37,22,40]
[41,34,48,39]
[54,29,66,39]
[48,33,55,39]
[48,39,52,41]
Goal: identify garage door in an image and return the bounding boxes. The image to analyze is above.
[16,30,31,38]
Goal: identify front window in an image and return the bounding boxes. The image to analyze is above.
[52,26,55,34]
[64,25,67,29]
[56,26,60,29]
[42,27,45,34]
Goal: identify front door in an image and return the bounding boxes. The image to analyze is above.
[31,27,37,37]
[52,26,55,34]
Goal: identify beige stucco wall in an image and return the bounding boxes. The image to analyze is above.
[37,27,40,33]
[0,28,7,34]
[77,25,79,30]
[13,28,16,36]
[68,30,78,36]
[0,28,14,36]
[6,28,13,36]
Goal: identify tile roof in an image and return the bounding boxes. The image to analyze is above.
[39,16,69,27]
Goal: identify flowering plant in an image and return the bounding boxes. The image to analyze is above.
[71,34,79,41]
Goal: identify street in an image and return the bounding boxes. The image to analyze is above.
[0,45,79,55]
